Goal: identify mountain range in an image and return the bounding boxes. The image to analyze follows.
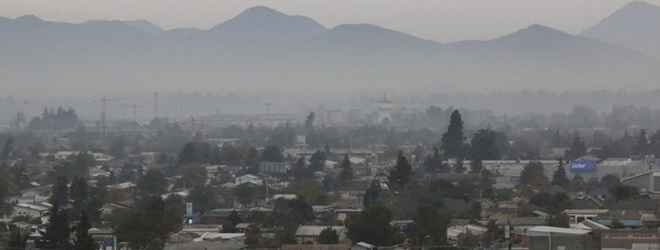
[581,1,660,61]
[1,2,659,98]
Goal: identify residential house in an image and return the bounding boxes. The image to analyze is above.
[295,225,346,244]
[20,186,51,198]
[480,198,496,217]
[621,170,660,197]
[563,209,609,225]
[337,180,370,198]
[11,203,50,218]
[527,226,594,250]
[235,174,263,186]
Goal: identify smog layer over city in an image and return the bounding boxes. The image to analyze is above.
[1,1,660,250]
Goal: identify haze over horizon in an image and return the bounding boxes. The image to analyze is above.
[2,0,660,121]
[2,0,660,43]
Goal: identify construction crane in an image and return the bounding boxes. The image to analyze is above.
[92,96,130,143]
[112,103,144,122]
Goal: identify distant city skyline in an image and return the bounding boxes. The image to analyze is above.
[1,0,658,43]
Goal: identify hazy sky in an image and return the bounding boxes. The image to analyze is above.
[1,0,659,43]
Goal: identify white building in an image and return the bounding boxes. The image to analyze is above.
[377,96,393,124]
[235,174,263,186]
[11,203,50,218]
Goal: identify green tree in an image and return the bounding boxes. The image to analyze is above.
[441,110,465,159]
[363,181,380,209]
[0,163,14,217]
[470,129,501,160]
[551,158,570,188]
[337,155,353,185]
[187,186,218,214]
[469,157,483,174]
[389,151,413,188]
[321,175,336,191]
[649,130,660,157]
[565,134,587,160]
[244,147,260,174]
[84,186,108,224]
[305,112,315,131]
[347,203,402,246]
[309,150,326,172]
[222,210,242,233]
[454,157,466,173]
[73,213,98,250]
[633,129,652,156]
[292,157,313,181]
[70,175,89,208]
[182,164,207,188]
[8,228,27,249]
[519,162,547,186]
[116,196,176,250]
[273,198,315,229]
[11,164,31,191]
[407,205,451,247]
[261,145,284,162]
[1,137,13,160]
[609,184,639,200]
[38,201,71,249]
[137,169,167,194]
[108,137,127,160]
[318,227,339,244]
[244,224,261,246]
[425,147,447,173]
[50,175,69,206]
[547,213,569,228]
[235,184,257,206]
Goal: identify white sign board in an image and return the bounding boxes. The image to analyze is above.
[186,202,193,218]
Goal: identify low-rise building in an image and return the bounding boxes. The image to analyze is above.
[11,203,50,218]
[295,225,346,244]
[527,226,594,250]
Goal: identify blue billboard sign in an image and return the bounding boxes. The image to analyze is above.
[570,160,597,172]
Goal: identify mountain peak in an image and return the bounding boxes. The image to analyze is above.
[605,1,660,23]
[580,0,660,60]
[211,6,326,40]
[620,1,659,11]
[15,15,42,22]
[497,24,572,41]
[240,6,282,16]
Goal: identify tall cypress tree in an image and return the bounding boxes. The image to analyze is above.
[38,201,71,250]
[70,175,89,208]
[551,158,570,188]
[425,147,446,173]
[564,134,587,160]
[389,151,413,187]
[73,213,98,250]
[338,155,353,185]
[363,180,381,208]
[441,110,465,159]
[50,175,69,206]
[633,129,652,156]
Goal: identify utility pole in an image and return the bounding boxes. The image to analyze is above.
[101,96,106,143]
[93,96,131,144]
[266,103,272,127]
[132,103,137,122]
[154,92,158,119]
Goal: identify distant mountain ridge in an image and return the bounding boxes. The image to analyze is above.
[581,1,660,60]
[0,6,658,98]
[83,19,164,33]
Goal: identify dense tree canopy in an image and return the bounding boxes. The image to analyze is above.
[441,110,465,159]
[347,203,402,246]
[389,151,413,188]
[470,129,501,160]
